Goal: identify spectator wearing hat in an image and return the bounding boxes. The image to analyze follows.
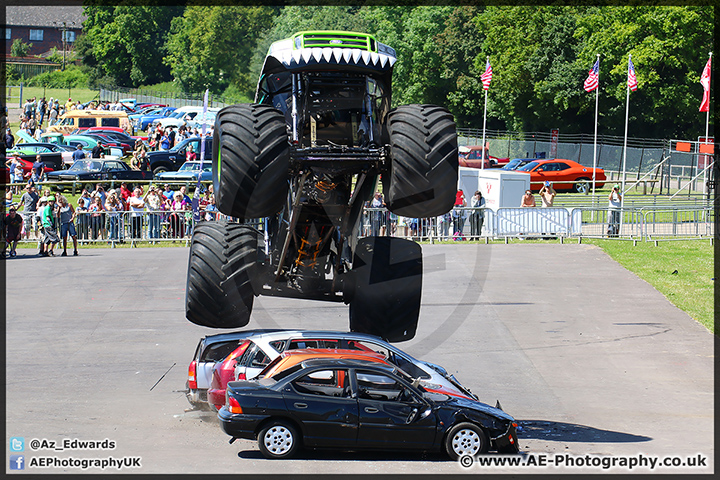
[72,144,86,162]
[40,195,59,256]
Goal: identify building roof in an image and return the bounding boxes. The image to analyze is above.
[6,5,85,29]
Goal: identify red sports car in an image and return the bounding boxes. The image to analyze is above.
[517,159,606,192]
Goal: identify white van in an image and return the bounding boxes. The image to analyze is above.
[151,106,220,130]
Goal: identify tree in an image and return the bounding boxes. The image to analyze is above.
[165,6,277,96]
[80,4,184,87]
[248,5,369,97]
[11,38,32,58]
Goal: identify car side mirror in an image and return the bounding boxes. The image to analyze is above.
[405,407,418,424]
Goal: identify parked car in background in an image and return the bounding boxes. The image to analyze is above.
[47,109,133,136]
[185,111,217,131]
[459,145,510,169]
[45,159,152,192]
[186,329,286,410]
[146,135,213,175]
[150,106,221,130]
[516,158,607,192]
[81,126,148,143]
[7,142,73,168]
[5,154,57,180]
[154,161,212,183]
[136,106,177,132]
[501,158,538,171]
[219,359,519,459]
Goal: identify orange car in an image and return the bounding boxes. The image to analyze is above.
[516,158,606,193]
[260,348,388,380]
[260,348,476,401]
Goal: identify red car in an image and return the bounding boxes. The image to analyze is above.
[80,126,148,142]
[458,145,510,169]
[517,158,606,193]
[7,155,56,179]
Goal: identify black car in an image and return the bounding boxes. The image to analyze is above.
[8,143,68,171]
[146,136,213,176]
[45,159,152,192]
[218,359,519,460]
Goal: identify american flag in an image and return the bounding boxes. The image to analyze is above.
[627,57,638,92]
[481,59,492,91]
[584,59,599,92]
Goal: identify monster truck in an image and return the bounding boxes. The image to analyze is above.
[185,31,458,342]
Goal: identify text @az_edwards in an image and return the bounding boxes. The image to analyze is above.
[29,438,116,451]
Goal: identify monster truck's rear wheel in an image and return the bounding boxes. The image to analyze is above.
[346,236,422,342]
[383,104,458,218]
[213,104,289,219]
[185,220,262,328]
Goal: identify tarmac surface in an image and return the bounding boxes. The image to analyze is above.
[4,243,715,474]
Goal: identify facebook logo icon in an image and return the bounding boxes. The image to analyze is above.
[10,455,25,470]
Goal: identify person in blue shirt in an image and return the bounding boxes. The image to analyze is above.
[72,144,86,162]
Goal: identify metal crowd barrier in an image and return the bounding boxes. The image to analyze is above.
[10,205,713,249]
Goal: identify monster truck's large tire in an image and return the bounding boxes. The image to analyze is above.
[213,104,289,219]
[185,221,262,328]
[346,236,422,342]
[384,104,458,218]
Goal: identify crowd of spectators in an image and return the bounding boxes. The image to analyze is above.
[3,180,220,257]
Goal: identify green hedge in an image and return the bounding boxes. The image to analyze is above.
[26,66,89,89]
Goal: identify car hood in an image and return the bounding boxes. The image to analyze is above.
[156,171,202,179]
[435,394,516,422]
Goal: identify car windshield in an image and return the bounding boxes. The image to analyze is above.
[502,159,522,170]
[68,160,103,172]
[517,161,540,172]
[178,163,207,172]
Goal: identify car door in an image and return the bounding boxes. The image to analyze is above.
[237,342,274,380]
[353,369,436,450]
[282,368,358,448]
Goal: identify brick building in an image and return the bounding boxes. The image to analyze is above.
[5,5,85,57]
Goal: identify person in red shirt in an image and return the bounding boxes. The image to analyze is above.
[119,182,132,205]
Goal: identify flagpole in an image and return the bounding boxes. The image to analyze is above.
[620,54,632,234]
[481,56,489,170]
[592,53,599,197]
[703,52,712,194]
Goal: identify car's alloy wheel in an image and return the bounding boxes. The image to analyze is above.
[258,421,299,459]
[444,422,488,460]
[574,178,590,194]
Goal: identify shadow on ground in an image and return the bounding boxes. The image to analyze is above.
[517,420,651,443]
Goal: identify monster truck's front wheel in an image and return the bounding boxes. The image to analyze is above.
[383,104,458,218]
[346,236,422,342]
[213,104,289,219]
[185,221,262,328]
